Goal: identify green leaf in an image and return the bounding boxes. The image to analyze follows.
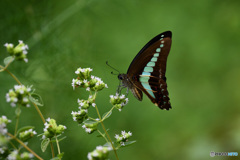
[16,126,35,135]
[102,110,112,120]
[103,142,112,149]
[83,120,97,124]
[29,93,44,106]
[15,107,21,116]
[50,136,66,143]
[41,138,50,152]
[121,140,137,148]
[4,56,14,66]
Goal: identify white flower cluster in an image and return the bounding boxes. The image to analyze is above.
[5,85,31,107]
[110,93,129,111]
[7,150,18,160]
[82,124,92,133]
[71,109,88,122]
[0,115,11,135]
[115,130,132,146]
[4,40,29,63]
[42,118,67,139]
[75,67,93,74]
[71,67,108,92]
[22,128,37,135]
[87,145,112,160]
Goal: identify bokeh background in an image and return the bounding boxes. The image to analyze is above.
[1,0,240,160]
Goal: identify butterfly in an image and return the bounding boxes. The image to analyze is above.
[117,31,172,110]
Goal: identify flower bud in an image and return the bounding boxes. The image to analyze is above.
[78,99,90,109]
[71,109,88,124]
[75,67,92,80]
[115,131,132,146]
[82,121,99,134]
[6,85,32,107]
[110,93,129,111]
[20,152,34,160]
[42,118,67,139]
[87,146,112,160]
[19,129,37,142]
[4,40,29,63]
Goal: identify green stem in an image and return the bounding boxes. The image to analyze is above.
[102,106,115,121]
[7,133,43,160]
[94,99,119,160]
[5,68,55,158]
[14,107,20,136]
[97,130,109,143]
[55,136,61,158]
[5,69,22,85]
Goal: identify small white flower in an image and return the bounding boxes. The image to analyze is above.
[0,148,4,154]
[92,150,99,156]
[92,103,96,107]
[24,58,28,63]
[79,102,84,106]
[42,135,46,139]
[23,97,28,102]
[18,40,23,44]
[86,87,90,91]
[121,130,126,135]
[120,94,125,99]
[71,79,76,89]
[96,146,103,151]
[87,153,93,160]
[46,117,51,122]
[82,125,86,129]
[75,70,80,74]
[83,79,88,83]
[115,134,120,139]
[128,131,132,136]
[63,126,67,129]
[10,102,16,107]
[105,84,108,88]
[86,128,91,133]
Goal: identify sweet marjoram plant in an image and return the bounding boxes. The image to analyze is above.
[0,40,135,160]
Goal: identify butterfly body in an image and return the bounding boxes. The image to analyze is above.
[118,31,172,110]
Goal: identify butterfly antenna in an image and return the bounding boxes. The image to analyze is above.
[106,61,120,74]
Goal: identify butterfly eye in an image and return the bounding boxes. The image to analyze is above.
[118,75,123,80]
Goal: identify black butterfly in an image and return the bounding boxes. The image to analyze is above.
[118,31,172,110]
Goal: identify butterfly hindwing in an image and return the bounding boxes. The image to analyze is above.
[127,31,172,110]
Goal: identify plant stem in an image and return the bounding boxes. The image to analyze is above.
[7,133,43,160]
[97,130,109,143]
[102,106,115,121]
[55,136,61,158]
[94,103,119,160]
[32,103,46,124]
[5,69,55,158]
[14,107,20,136]
[5,69,22,85]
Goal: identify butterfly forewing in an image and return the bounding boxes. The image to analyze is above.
[127,31,172,110]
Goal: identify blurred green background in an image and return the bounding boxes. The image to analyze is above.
[1,0,240,159]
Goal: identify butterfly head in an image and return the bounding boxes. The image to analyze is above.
[118,74,127,81]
